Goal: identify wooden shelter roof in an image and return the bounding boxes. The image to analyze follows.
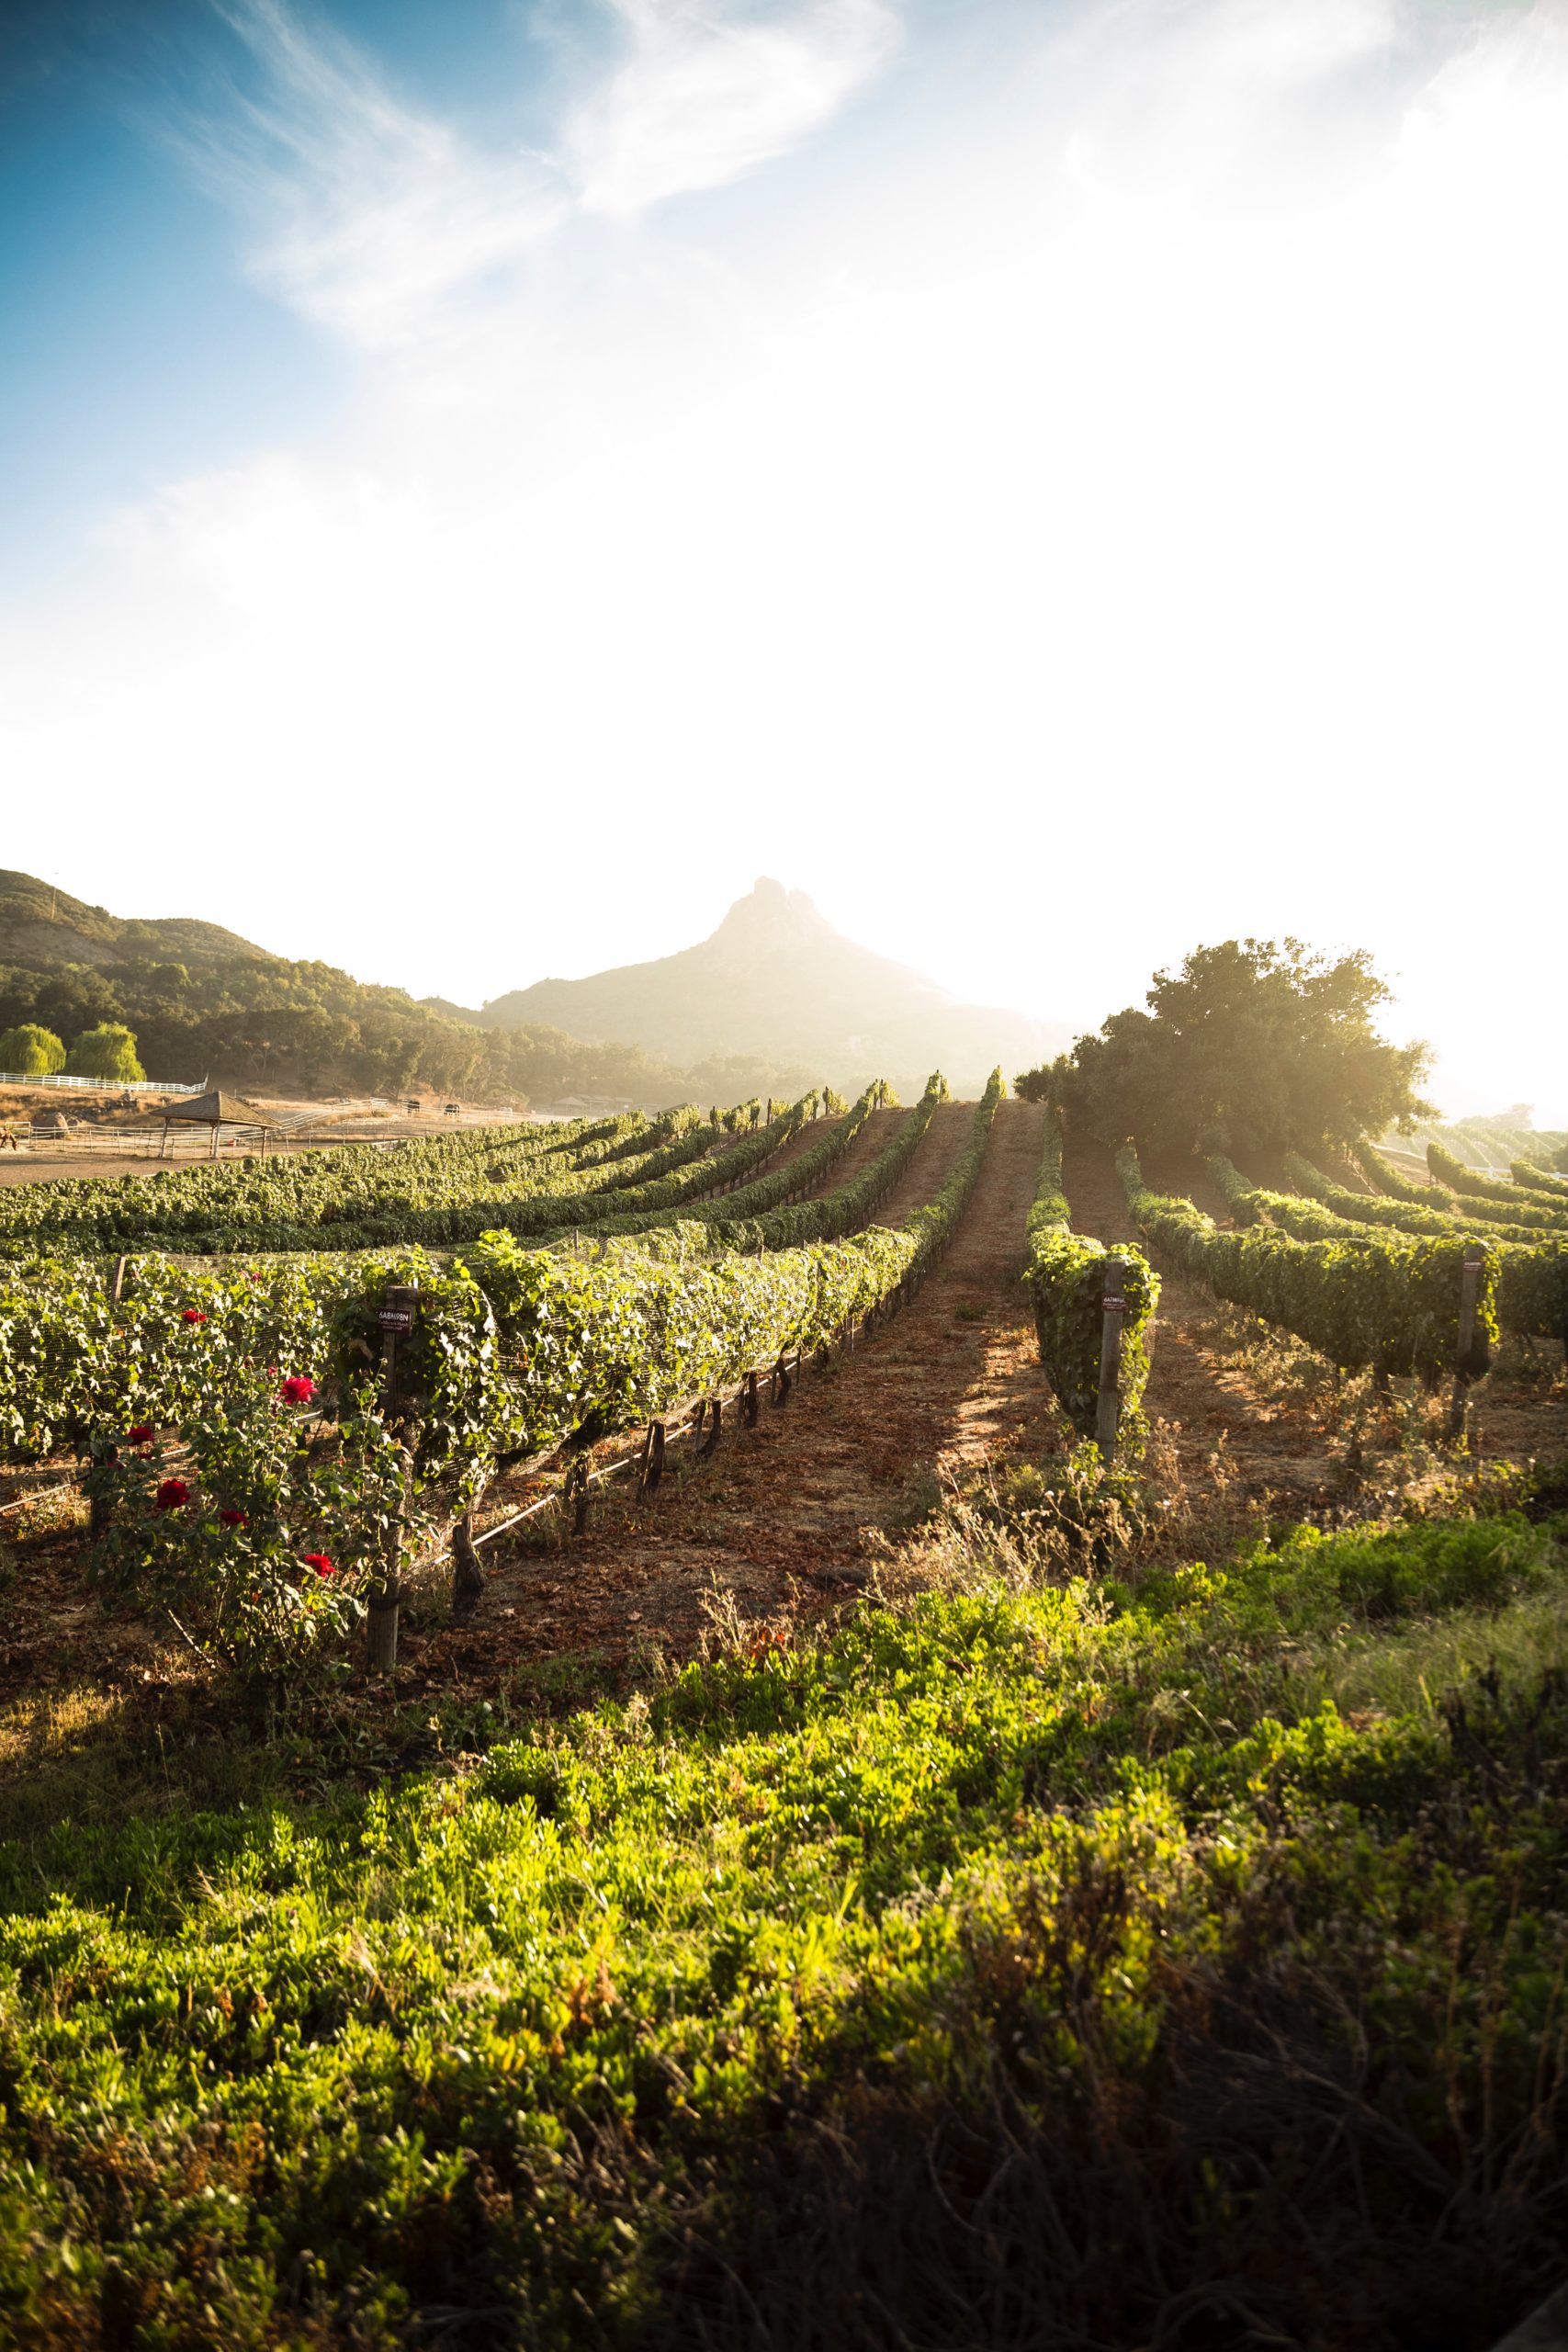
[138,1089,275,1126]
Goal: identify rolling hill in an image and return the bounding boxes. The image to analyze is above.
[0,870,268,971]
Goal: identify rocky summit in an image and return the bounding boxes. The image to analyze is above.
[468,877,1068,1098]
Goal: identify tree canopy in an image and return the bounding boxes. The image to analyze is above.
[65,1023,146,1083]
[1019,939,1432,1156]
[0,1023,66,1076]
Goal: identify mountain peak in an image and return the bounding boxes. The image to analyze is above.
[711,878,831,945]
[477,878,1069,1094]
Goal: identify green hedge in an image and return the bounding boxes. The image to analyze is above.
[1280,1156,1568,1350]
[163,1097,825,1256]
[1513,1157,1568,1200]
[1288,1152,1546,1246]
[1121,1148,1495,1381]
[706,1078,943,1253]
[0,1112,635,1258]
[1355,1140,1440,1204]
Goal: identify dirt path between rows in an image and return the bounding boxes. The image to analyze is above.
[789,1105,908,1202]
[700,1104,909,1210]
[411,1100,1066,1682]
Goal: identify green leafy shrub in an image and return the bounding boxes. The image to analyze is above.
[1286,1153,1568,1351]
[87,1375,378,1674]
[1023,1110,1157,1442]
[0,1510,1565,2346]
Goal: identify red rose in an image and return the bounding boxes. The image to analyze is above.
[301,1552,334,1577]
[126,1425,154,1444]
[155,1479,189,1510]
[280,1375,316,1404]
[181,1309,207,1325]
[219,1509,248,1529]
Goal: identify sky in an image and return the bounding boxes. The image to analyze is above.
[2,0,1565,1122]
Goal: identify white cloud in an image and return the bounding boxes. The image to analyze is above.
[566,0,900,215]
[182,0,901,345]
[187,0,565,346]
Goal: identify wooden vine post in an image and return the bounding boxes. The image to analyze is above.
[451,1506,484,1619]
[1444,1246,1486,1444]
[1096,1257,1126,1464]
[639,1420,666,1494]
[367,1283,419,1674]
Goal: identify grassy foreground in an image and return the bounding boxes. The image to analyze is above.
[2,1501,1567,2348]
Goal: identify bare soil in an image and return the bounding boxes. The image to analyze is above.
[399,1101,1066,1685]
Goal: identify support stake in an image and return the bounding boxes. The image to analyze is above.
[640,1420,666,1494]
[452,1504,484,1619]
[367,1284,419,1674]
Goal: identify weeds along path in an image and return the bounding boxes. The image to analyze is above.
[1063,1134,1341,1501]
[416,1100,1065,1679]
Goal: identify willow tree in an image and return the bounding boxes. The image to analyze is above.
[0,1023,67,1076]
[65,1024,146,1083]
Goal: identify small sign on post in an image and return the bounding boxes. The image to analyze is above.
[368,1285,420,1675]
[1444,1247,1486,1444]
[1096,1257,1126,1464]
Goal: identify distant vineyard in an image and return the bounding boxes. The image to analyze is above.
[1380,1117,1568,1173]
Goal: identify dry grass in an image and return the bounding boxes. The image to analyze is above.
[7,1482,90,1544]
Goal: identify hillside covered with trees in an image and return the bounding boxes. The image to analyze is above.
[0,872,814,1107]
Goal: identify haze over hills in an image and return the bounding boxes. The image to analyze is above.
[0,868,1066,1107]
[434,879,1067,1098]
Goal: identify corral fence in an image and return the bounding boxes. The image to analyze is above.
[0,1072,205,1095]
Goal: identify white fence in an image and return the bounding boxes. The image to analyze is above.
[0,1071,204,1096]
